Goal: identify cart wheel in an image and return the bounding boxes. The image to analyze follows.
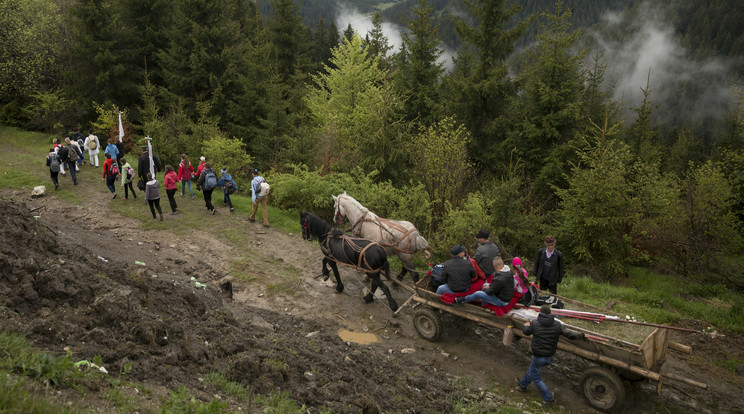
[413,308,442,341]
[579,366,626,413]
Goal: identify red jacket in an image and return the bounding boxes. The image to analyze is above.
[164,171,178,190]
[178,161,193,180]
[195,161,206,178]
[102,158,117,178]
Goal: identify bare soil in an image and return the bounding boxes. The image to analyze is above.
[1,169,743,413]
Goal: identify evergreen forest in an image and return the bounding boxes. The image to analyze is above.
[2,0,743,288]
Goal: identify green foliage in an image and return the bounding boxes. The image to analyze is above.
[200,136,252,190]
[0,374,79,414]
[409,116,474,216]
[255,391,307,413]
[0,333,81,387]
[434,192,490,253]
[24,89,73,134]
[205,371,250,399]
[556,119,634,274]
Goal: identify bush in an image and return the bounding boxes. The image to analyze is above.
[201,137,252,190]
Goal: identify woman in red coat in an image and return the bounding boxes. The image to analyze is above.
[178,154,195,198]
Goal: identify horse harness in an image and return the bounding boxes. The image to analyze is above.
[320,231,384,274]
[348,210,417,255]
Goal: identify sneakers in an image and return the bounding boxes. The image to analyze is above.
[543,397,556,407]
[74,181,78,185]
[455,296,466,305]
[248,218,255,223]
[159,213,163,221]
[263,224,270,228]
[171,211,178,215]
[112,193,117,199]
[191,196,195,199]
[516,378,526,393]
[211,209,216,215]
[53,182,58,190]
[123,197,128,200]
[230,208,234,212]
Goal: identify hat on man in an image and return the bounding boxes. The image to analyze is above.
[141,146,148,152]
[199,156,206,161]
[221,168,227,174]
[476,229,489,239]
[450,245,466,256]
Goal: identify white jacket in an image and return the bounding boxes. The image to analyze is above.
[84,134,100,155]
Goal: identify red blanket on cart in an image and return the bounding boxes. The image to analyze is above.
[440,275,522,317]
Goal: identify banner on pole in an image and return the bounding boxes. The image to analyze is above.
[118,112,124,143]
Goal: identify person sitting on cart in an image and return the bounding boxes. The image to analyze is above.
[435,245,475,296]
[457,256,514,307]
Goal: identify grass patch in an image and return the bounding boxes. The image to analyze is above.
[562,267,744,334]
[0,374,83,414]
[205,371,251,399]
[160,385,227,413]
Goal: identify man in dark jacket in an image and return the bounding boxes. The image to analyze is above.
[435,245,475,295]
[458,256,514,306]
[137,146,162,181]
[533,235,564,294]
[517,305,585,407]
[473,229,499,275]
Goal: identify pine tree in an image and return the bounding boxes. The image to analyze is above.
[442,0,530,169]
[394,0,444,125]
[365,12,393,70]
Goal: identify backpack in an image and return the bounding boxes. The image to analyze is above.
[88,138,97,150]
[126,167,135,181]
[223,180,235,195]
[258,180,270,197]
[109,161,119,176]
[203,170,217,190]
[49,155,60,173]
[67,145,79,161]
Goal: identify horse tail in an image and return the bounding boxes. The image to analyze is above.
[382,259,391,280]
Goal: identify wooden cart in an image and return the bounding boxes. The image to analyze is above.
[407,275,707,412]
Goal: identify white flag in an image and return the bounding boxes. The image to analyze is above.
[118,112,124,143]
[146,136,155,178]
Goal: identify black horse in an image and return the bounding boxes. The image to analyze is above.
[300,210,398,312]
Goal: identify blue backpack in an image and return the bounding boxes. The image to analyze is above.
[204,170,217,191]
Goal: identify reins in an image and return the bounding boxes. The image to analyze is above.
[340,197,418,255]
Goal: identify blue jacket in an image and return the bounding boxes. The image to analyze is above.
[217,174,238,194]
[104,143,119,159]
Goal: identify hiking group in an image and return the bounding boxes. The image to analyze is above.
[45,132,270,226]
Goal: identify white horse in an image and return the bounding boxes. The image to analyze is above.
[333,192,431,283]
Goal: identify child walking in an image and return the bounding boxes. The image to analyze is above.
[145,172,163,221]
[163,165,179,214]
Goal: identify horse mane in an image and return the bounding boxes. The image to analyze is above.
[306,212,332,237]
[338,193,375,219]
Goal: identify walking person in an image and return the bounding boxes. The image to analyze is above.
[517,305,585,407]
[102,153,119,198]
[120,157,137,200]
[84,130,100,168]
[249,168,269,227]
[52,139,66,176]
[163,165,179,214]
[196,162,217,214]
[46,150,61,190]
[177,154,195,199]
[145,172,164,221]
[533,235,564,295]
[137,146,162,182]
[195,156,206,179]
[64,137,82,172]
[59,141,78,185]
[104,139,119,165]
[217,168,237,212]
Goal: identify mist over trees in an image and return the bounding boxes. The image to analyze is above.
[1,0,742,286]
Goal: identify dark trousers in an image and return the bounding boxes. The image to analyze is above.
[166,188,178,212]
[49,171,59,188]
[66,161,77,184]
[106,175,116,193]
[147,198,162,218]
[124,182,137,199]
[223,193,232,209]
[203,188,215,211]
[539,278,557,295]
